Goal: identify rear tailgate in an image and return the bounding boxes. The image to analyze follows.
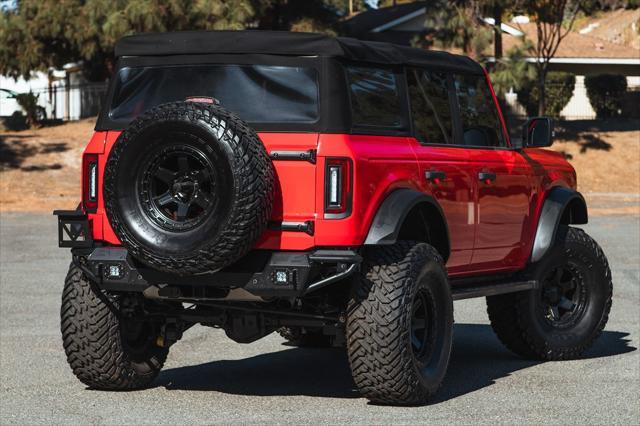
[97,131,319,250]
[254,132,319,250]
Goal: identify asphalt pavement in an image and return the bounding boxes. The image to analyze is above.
[1,213,638,425]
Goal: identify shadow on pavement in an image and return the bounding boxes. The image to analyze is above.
[0,134,69,171]
[156,323,636,401]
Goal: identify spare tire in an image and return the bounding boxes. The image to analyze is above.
[104,101,274,275]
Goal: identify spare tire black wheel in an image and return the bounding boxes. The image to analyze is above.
[104,101,274,275]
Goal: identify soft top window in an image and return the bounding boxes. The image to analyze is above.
[453,74,506,148]
[346,66,404,130]
[109,64,319,125]
[407,68,453,145]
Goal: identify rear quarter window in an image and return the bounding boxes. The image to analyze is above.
[346,66,405,130]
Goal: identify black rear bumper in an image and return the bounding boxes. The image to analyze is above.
[55,209,361,298]
[70,247,360,299]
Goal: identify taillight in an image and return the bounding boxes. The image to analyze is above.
[324,158,352,219]
[82,154,98,213]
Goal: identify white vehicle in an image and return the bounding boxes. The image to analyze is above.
[0,88,20,117]
[0,88,46,120]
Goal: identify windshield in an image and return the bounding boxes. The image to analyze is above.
[109,64,319,124]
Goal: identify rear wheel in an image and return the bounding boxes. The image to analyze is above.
[346,241,453,405]
[487,226,612,360]
[61,264,168,389]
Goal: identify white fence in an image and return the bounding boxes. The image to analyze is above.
[505,75,640,120]
[1,73,108,121]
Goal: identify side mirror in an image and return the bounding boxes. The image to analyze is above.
[522,117,554,148]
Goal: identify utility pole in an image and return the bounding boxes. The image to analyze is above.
[349,0,353,15]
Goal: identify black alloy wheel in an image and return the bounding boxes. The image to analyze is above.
[140,144,218,232]
[539,263,587,328]
[486,226,612,360]
[411,288,437,362]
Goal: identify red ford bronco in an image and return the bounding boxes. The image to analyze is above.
[55,31,612,405]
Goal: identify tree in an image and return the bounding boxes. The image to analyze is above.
[420,0,493,61]
[519,0,580,115]
[416,0,536,113]
[482,0,519,62]
[1,0,346,81]
[255,0,340,32]
[0,0,259,81]
[489,37,535,97]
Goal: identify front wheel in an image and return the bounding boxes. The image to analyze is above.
[61,264,168,389]
[487,226,612,360]
[346,241,453,405]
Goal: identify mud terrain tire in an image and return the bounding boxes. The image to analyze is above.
[346,241,453,405]
[487,226,612,360]
[104,101,274,275]
[61,264,168,389]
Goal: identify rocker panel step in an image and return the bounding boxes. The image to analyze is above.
[451,280,538,301]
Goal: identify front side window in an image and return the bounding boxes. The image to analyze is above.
[346,66,404,129]
[109,64,319,124]
[454,74,506,148]
[407,68,453,145]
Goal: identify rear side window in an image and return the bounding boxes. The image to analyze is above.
[109,64,319,124]
[346,66,404,129]
[407,68,453,145]
[454,74,506,148]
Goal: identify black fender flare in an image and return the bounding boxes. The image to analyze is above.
[530,187,588,262]
[364,189,450,260]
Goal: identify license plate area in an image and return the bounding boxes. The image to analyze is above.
[54,210,93,248]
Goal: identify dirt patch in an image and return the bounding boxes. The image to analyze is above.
[0,119,95,213]
[0,118,638,215]
[553,120,640,195]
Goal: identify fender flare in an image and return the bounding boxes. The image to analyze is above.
[530,187,588,263]
[364,189,450,259]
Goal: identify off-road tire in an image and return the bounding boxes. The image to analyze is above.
[346,241,453,405]
[61,264,168,389]
[104,101,274,275]
[487,226,612,360]
[277,327,333,347]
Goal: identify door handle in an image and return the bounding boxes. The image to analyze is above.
[478,171,497,183]
[425,170,446,183]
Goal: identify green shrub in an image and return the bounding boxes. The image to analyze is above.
[518,72,576,118]
[585,74,628,118]
[15,91,42,127]
[1,111,28,131]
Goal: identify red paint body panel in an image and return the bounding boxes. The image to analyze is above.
[409,139,475,270]
[81,72,578,278]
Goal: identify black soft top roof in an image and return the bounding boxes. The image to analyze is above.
[115,30,483,74]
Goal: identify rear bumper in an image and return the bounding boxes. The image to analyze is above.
[73,247,360,298]
[55,210,361,298]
